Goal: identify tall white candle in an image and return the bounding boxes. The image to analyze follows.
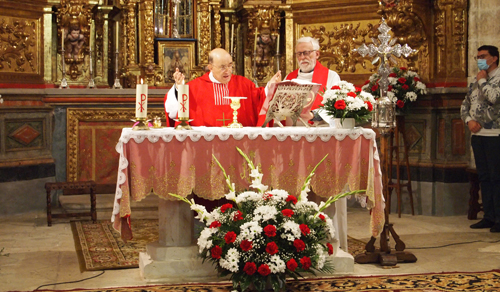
[230,23,234,54]
[177,81,189,119]
[276,33,280,55]
[61,28,64,51]
[116,21,119,49]
[254,27,258,52]
[136,78,148,118]
[89,48,93,75]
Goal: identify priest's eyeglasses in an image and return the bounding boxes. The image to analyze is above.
[295,50,315,57]
[213,63,234,71]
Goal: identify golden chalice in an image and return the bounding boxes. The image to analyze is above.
[224,96,247,128]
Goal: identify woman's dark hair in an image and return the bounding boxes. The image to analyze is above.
[478,45,499,66]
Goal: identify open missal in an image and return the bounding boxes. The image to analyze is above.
[260,79,322,127]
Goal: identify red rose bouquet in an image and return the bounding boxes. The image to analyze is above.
[362,67,427,113]
[169,148,364,292]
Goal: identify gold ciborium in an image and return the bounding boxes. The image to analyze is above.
[224,96,247,128]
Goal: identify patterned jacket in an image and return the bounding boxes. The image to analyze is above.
[461,68,500,130]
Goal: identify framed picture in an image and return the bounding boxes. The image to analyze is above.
[158,40,196,84]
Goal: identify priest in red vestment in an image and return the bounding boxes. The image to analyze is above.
[165,48,281,127]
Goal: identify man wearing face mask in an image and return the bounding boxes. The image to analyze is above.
[461,45,500,232]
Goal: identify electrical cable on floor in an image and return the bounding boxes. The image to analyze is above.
[407,239,500,250]
[33,270,105,291]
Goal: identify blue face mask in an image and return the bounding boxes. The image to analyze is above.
[478,59,490,71]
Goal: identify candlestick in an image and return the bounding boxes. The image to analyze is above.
[276,33,280,55]
[254,27,258,52]
[136,79,148,118]
[230,23,234,55]
[177,82,189,119]
[87,48,95,88]
[116,21,119,47]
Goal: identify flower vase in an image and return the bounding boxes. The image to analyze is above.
[245,276,286,292]
[334,118,355,129]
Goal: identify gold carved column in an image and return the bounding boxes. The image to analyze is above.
[139,0,162,86]
[93,5,113,87]
[123,0,140,88]
[197,0,211,66]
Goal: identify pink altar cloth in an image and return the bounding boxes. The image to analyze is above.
[112,127,384,241]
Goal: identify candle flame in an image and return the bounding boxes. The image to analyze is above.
[140,78,143,84]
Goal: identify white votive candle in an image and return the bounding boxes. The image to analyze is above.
[177,81,189,119]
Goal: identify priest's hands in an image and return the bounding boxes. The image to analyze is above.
[269,70,282,85]
[173,68,185,87]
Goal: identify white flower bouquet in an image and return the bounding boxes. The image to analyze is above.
[169,147,364,292]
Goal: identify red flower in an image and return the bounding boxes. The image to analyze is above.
[300,256,312,270]
[414,77,420,82]
[263,192,273,200]
[402,84,409,90]
[355,87,362,93]
[388,72,397,78]
[286,195,297,205]
[400,67,407,71]
[398,77,407,84]
[327,242,334,255]
[318,214,326,222]
[396,100,405,108]
[210,221,221,228]
[330,85,341,90]
[286,259,298,271]
[243,262,257,275]
[282,209,294,217]
[293,239,306,252]
[220,203,233,213]
[211,246,222,259]
[371,84,379,92]
[240,240,253,251]
[388,85,393,91]
[264,225,277,237]
[334,100,346,110]
[299,224,311,236]
[347,92,357,98]
[266,242,279,255]
[363,80,370,85]
[365,101,373,112]
[224,231,237,244]
[233,210,243,221]
[257,264,271,276]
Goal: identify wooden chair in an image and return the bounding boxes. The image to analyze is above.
[45,180,97,226]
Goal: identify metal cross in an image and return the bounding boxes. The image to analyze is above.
[216,113,230,126]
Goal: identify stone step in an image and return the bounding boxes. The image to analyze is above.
[59,193,159,220]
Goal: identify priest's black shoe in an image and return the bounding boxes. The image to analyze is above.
[470,219,495,229]
[490,224,500,233]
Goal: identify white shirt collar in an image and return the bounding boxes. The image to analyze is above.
[209,72,221,84]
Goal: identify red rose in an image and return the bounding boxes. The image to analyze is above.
[388,72,397,78]
[414,77,420,82]
[299,224,311,236]
[347,92,357,98]
[211,245,222,259]
[243,262,257,275]
[363,80,370,85]
[257,264,271,276]
[398,77,407,84]
[293,239,306,252]
[210,221,221,228]
[371,84,379,92]
[365,101,373,112]
[402,84,409,90]
[286,195,297,205]
[266,242,279,255]
[286,259,298,271]
[319,214,326,222]
[220,203,233,213]
[264,225,277,237]
[282,209,294,217]
[327,242,334,255]
[388,85,393,91]
[300,256,312,270]
[355,87,362,92]
[234,210,243,221]
[396,100,405,108]
[224,231,237,244]
[334,100,346,110]
[330,85,341,90]
[400,67,407,71]
[240,240,253,251]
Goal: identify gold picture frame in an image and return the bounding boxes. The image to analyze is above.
[158,40,196,85]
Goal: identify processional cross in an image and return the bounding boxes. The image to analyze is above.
[353,18,417,266]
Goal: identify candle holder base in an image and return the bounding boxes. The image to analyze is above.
[87,78,95,89]
[131,118,150,130]
[227,122,243,129]
[59,77,69,89]
[113,78,123,89]
[174,119,193,130]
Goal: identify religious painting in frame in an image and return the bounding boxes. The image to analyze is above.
[158,40,196,85]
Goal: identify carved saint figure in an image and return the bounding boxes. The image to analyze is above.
[65,26,85,61]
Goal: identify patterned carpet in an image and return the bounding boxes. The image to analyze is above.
[37,270,500,291]
[71,219,366,271]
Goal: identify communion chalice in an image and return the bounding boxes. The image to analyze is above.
[224,96,247,128]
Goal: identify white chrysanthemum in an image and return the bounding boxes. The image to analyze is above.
[346,98,366,111]
[359,90,376,103]
[267,189,290,203]
[316,244,327,269]
[253,205,278,222]
[369,73,379,82]
[295,201,319,214]
[220,248,240,273]
[406,71,417,77]
[387,91,397,102]
[238,221,263,241]
[235,191,263,205]
[325,217,335,239]
[268,254,286,274]
[280,221,301,241]
[405,91,418,102]
[388,77,397,85]
[197,227,217,252]
[416,81,426,93]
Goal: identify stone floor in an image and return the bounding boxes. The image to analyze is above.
[1,207,500,292]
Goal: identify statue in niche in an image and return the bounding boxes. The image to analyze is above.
[64,25,85,61]
[164,48,189,83]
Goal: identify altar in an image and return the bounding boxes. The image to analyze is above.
[112,126,384,281]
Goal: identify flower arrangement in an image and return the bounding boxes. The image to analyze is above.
[320,80,375,124]
[169,147,364,292]
[362,67,427,112]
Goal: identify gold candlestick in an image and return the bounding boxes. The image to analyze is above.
[175,117,193,130]
[132,117,150,130]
